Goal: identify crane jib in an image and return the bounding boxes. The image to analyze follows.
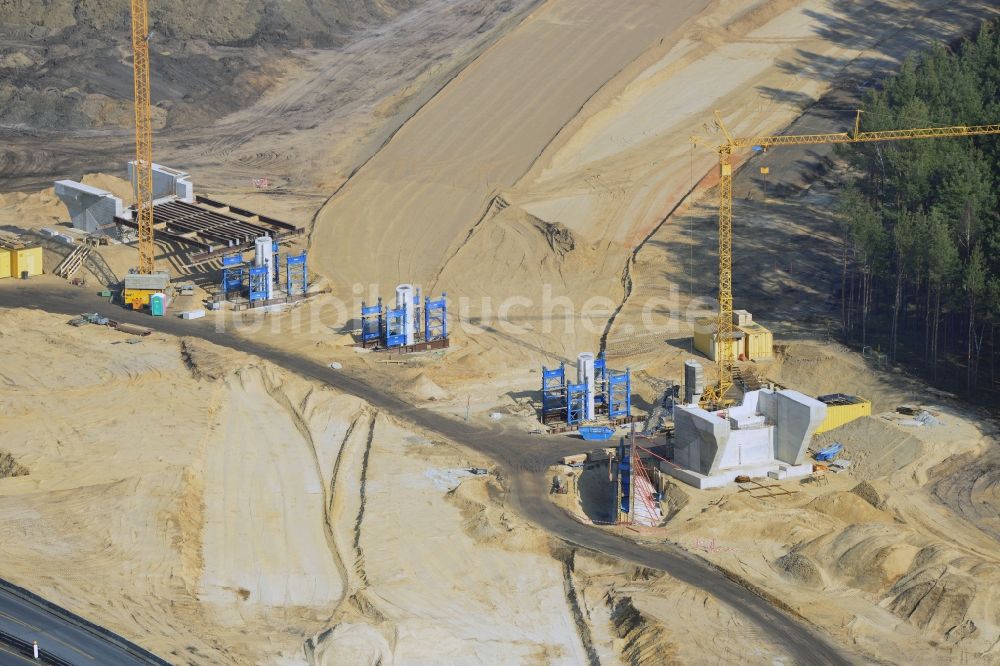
[695,111,1000,405]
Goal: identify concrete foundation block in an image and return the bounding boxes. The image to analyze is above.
[54,180,125,236]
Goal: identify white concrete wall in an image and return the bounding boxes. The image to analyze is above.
[719,428,774,468]
[54,180,125,235]
[761,389,827,465]
[128,161,194,203]
[674,406,729,475]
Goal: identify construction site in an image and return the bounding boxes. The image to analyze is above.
[1,0,999,664]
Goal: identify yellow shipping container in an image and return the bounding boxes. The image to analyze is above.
[694,317,773,361]
[740,321,773,360]
[815,394,871,433]
[693,318,742,361]
[0,249,10,278]
[9,246,43,277]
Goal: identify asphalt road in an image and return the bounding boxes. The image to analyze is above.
[0,578,166,665]
[0,282,857,665]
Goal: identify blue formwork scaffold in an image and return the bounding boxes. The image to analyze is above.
[541,363,567,423]
[219,247,309,305]
[221,254,245,300]
[617,437,631,517]
[384,305,407,348]
[285,251,307,296]
[360,298,383,347]
[248,265,269,303]
[424,294,447,341]
[356,289,450,352]
[608,369,631,418]
[272,240,280,285]
[566,383,588,425]
[539,352,632,427]
[594,355,607,411]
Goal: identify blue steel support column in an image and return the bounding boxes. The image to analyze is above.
[385,307,406,347]
[221,254,244,300]
[423,294,448,342]
[361,298,383,347]
[272,241,280,285]
[618,438,631,517]
[567,383,587,425]
[595,353,607,410]
[286,251,307,296]
[248,266,269,304]
[541,362,566,423]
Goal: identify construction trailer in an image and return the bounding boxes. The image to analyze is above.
[814,393,871,433]
[0,238,43,279]
[694,309,773,362]
[357,286,449,352]
[541,352,631,427]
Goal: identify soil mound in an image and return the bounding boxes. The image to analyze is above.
[0,452,28,479]
[812,416,923,481]
[775,551,825,588]
[609,596,681,666]
[407,372,449,401]
[851,479,891,510]
[807,491,893,524]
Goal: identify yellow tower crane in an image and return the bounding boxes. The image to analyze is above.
[694,110,1000,405]
[130,0,155,274]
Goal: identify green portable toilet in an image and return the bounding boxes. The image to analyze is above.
[150,292,166,317]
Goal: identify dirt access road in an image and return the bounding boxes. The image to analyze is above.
[0,282,855,666]
[310,0,711,290]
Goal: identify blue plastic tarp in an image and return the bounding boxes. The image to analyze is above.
[815,442,843,462]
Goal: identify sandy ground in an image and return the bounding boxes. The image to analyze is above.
[2,0,1000,663]
[0,307,815,665]
[543,337,1000,664]
[0,309,580,664]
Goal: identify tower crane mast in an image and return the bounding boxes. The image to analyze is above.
[694,110,1000,406]
[130,0,155,274]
